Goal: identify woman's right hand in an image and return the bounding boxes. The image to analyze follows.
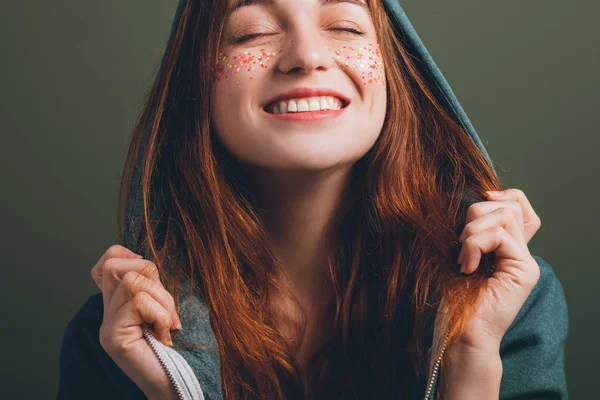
[91,244,182,399]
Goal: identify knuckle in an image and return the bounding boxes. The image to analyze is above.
[466,203,479,220]
[499,206,519,224]
[511,188,525,198]
[493,225,505,236]
[512,204,524,221]
[141,261,160,279]
[122,270,141,286]
[132,291,152,311]
[499,206,513,218]
[463,235,476,246]
[166,293,176,310]
[103,257,119,273]
[122,271,147,296]
[462,223,475,239]
[107,244,124,256]
[152,279,166,294]
[508,201,521,215]
[510,199,521,208]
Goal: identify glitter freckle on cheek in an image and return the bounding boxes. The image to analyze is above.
[214,47,285,82]
[327,42,386,86]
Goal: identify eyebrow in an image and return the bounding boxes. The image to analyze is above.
[231,0,369,13]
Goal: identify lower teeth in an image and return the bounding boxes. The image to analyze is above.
[271,106,341,114]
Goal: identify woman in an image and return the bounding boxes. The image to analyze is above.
[58,0,568,399]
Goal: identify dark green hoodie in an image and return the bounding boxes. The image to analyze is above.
[57,1,569,398]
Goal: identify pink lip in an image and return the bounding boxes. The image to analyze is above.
[262,87,350,110]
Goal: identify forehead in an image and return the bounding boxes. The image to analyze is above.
[229,0,369,12]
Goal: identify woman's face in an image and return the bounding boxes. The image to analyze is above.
[212,0,387,172]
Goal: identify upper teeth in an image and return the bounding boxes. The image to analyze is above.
[269,96,343,114]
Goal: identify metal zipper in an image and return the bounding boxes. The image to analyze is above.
[423,331,450,400]
[142,326,185,400]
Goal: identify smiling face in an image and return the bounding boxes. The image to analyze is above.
[211,0,387,172]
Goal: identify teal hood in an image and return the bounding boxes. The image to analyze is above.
[57,2,568,400]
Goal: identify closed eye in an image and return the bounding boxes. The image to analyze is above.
[231,27,364,44]
[231,33,272,44]
[329,27,364,35]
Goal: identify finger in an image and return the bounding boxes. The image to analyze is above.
[459,225,529,275]
[485,189,541,243]
[459,207,525,247]
[107,291,174,347]
[107,271,180,331]
[100,258,161,312]
[91,245,143,290]
[463,200,524,230]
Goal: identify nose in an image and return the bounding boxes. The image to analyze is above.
[275,30,335,76]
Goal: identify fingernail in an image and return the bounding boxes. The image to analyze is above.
[172,313,183,331]
[460,263,466,274]
[486,191,503,196]
[165,335,173,346]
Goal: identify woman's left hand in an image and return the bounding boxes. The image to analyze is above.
[455,188,542,353]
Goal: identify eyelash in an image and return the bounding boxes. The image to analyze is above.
[331,27,365,36]
[232,28,364,44]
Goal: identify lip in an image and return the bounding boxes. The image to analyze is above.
[262,87,350,111]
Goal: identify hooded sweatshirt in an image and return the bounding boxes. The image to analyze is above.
[57,1,569,399]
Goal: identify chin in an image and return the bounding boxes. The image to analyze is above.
[219,129,376,173]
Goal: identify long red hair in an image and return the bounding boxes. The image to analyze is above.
[117,0,501,398]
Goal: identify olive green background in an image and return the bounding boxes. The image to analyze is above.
[1,0,597,398]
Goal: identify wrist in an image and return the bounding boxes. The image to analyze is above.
[449,339,501,359]
[441,343,503,400]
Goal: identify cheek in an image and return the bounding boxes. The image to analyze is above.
[214,46,286,87]
[327,42,386,86]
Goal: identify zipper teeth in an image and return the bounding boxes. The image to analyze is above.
[142,327,185,400]
[423,331,450,400]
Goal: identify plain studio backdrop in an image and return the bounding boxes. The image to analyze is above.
[1,0,597,398]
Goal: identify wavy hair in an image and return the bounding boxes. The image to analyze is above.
[117,0,501,398]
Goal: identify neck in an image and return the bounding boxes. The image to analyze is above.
[244,165,351,308]
[240,164,353,373]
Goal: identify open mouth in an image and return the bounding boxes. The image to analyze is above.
[264,96,349,114]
